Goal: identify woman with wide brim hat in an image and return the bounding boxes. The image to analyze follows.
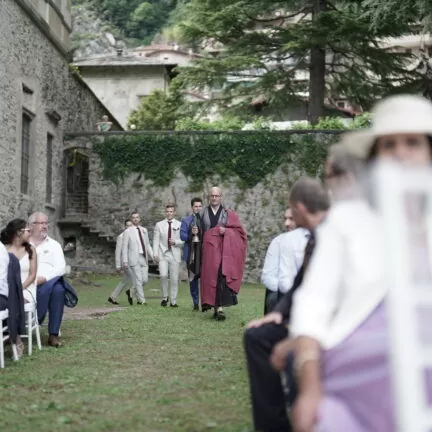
[288,94,432,432]
[339,94,432,164]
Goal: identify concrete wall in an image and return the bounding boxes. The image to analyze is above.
[77,66,169,127]
[0,0,119,235]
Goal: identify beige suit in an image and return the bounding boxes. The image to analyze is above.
[122,225,154,303]
[153,218,184,305]
[110,231,133,301]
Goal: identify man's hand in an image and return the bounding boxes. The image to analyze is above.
[37,276,47,286]
[292,391,321,432]
[123,263,129,269]
[169,238,176,246]
[191,226,199,235]
[154,256,159,263]
[247,311,283,329]
[116,268,122,274]
[270,339,295,372]
[219,226,226,236]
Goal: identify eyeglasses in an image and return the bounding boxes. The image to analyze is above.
[20,228,30,232]
[32,221,49,226]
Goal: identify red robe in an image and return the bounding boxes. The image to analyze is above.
[200,210,247,307]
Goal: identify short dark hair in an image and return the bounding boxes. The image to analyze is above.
[165,203,175,210]
[191,197,202,207]
[289,178,330,213]
[131,212,139,218]
[124,218,131,226]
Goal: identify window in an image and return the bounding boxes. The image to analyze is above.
[46,133,53,203]
[20,113,31,194]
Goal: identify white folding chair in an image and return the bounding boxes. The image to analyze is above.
[374,162,432,432]
[0,309,19,368]
[20,302,42,355]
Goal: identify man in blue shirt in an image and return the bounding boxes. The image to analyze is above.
[180,197,203,310]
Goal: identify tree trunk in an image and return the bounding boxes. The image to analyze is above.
[308,0,327,125]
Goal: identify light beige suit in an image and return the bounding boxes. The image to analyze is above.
[122,225,154,303]
[110,231,133,301]
[153,218,184,305]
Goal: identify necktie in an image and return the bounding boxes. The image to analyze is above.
[302,232,316,271]
[168,221,172,250]
[137,227,146,258]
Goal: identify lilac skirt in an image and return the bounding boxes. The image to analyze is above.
[316,301,432,432]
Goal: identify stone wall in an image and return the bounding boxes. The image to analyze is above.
[0,0,120,236]
[64,136,324,282]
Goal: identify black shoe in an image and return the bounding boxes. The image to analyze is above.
[170,303,178,308]
[193,305,199,311]
[108,297,119,305]
[216,310,226,321]
[126,290,133,306]
[161,299,168,307]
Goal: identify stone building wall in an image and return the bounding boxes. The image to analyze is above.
[0,1,120,235]
[64,136,323,282]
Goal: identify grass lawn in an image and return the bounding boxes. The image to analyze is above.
[0,275,265,432]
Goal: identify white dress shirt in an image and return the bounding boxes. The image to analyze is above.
[33,236,66,281]
[278,228,309,293]
[261,228,309,293]
[290,199,387,349]
[0,243,9,297]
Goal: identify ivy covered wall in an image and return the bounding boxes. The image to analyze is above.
[64,131,341,281]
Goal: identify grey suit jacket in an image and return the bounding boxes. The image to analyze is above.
[122,225,154,267]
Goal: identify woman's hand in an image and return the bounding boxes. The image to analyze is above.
[292,390,321,432]
[270,338,295,372]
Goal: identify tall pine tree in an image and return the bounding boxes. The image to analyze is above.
[175,0,421,123]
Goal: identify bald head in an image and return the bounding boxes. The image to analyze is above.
[209,186,222,208]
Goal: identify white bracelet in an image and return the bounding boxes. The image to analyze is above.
[294,351,320,375]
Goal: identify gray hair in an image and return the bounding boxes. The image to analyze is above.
[28,212,48,225]
[289,178,330,213]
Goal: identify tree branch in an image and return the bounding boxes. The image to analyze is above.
[245,7,312,23]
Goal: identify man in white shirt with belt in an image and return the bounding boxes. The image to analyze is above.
[29,212,66,347]
[261,207,308,313]
[153,204,184,307]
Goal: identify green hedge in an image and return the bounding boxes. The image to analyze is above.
[92,131,341,191]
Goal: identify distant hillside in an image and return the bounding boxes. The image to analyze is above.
[71,0,187,58]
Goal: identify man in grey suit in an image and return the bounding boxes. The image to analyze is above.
[108,218,133,305]
[153,204,184,307]
[122,212,154,305]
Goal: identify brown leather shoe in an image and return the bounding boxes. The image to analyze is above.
[48,335,62,348]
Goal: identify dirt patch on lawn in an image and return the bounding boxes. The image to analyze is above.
[63,307,127,320]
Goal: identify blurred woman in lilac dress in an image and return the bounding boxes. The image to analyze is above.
[289,95,432,432]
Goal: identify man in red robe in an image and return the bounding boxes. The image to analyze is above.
[194,187,247,320]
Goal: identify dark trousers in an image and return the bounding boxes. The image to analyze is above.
[37,280,65,336]
[264,289,282,315]
[190,277,199,306]
[244,323,292,432]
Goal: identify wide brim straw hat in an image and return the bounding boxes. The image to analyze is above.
[339,95,432,160]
